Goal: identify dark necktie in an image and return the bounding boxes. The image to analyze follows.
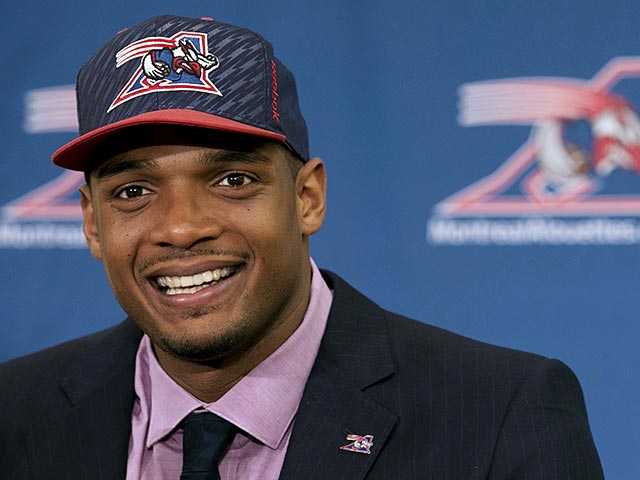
[180,411,237,480]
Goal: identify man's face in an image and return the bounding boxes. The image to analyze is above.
[80,136,326,363]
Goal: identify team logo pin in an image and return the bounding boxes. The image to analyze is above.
[339,434,374,454]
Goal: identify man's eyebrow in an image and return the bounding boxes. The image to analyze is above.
[197,149,273,167]
[92,149,272,180]
[93,158,160,180]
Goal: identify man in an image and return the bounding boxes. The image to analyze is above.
[0,15,603,479]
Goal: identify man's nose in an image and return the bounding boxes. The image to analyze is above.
[149,185,224,249]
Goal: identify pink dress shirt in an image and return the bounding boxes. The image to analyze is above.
[125,258,332,480]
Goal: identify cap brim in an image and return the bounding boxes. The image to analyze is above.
[52,109,287,171]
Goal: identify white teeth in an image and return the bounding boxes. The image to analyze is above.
[156,266,237,293]
[166,284,209,295]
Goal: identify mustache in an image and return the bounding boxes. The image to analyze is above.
[137,248,250,274]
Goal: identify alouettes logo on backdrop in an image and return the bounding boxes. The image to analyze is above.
[0,86,83,248]
[428,57,640,245]
[109,31,222,112]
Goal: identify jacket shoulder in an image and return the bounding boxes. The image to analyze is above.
[386,310,548,365]
[321,267,552,377]
[0,320,141,403]
[383,309,566,392]
[321,267,558,399]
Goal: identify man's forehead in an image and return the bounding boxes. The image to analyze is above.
[91,144,276,180]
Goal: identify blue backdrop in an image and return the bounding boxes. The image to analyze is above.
[1,1,637,477]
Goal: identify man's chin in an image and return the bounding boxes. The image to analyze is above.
[150,312,264,364]
[154,331,245,363]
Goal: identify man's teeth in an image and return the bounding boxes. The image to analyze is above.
[156,266,235,294]
[165,284,211,296]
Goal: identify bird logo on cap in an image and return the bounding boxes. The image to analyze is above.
[108,31,222,112]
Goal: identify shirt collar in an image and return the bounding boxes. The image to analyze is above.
[137,335,203,448]
[136,257,332,450]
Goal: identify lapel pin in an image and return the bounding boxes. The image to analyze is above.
[339,434,374,454]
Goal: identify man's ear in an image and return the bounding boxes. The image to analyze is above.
[79,185,103,260]
[295,157,327,237]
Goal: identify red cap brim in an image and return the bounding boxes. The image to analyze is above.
[52,109,286,171]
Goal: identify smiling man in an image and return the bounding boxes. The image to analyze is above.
[82,133,323,406]
[0,15,604,480]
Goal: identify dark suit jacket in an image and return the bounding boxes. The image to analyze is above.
[0,269,603,479]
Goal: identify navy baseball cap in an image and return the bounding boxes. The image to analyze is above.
[52,15,309,170]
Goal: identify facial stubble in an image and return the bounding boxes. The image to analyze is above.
[150,283,289,364]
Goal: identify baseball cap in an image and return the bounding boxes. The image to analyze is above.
[52,15,309,170]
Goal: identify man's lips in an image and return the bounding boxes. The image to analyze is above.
[143,258,246,278]
[141,258,247,308]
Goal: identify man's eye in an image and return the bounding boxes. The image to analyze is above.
[116,185,150,199]
[218,173,253,187]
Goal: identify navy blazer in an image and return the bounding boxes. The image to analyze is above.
[0,269,603,479]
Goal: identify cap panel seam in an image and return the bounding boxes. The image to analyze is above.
[260,38,270,131]
[154,16,160,113]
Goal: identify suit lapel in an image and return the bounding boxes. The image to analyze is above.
[279,270,398,480]
[57,320,142,479]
